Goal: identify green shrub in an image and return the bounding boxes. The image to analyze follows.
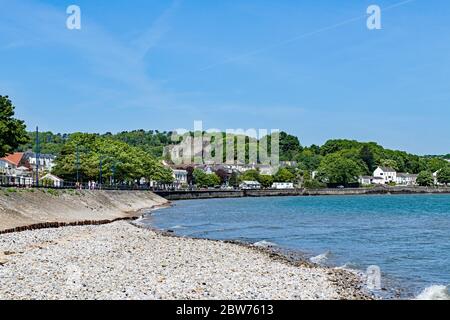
[304,180,326,189]
[46,189,60,196]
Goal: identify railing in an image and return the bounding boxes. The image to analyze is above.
[1,177,448,193]
[0,179,151,191]
[0,178,189,191]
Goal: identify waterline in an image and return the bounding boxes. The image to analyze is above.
[141,194,450,299]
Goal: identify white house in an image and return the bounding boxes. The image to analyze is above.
[360,169,419,186]
[1,167,33,186]
[359,176,374,185]
[24,152,56,172]
[239,180,261,190]
[272,182,294,189]
[172,169,188,188]
[372,177,385,185]
[433,170,443,186]
[41,173,64,187]
[373,166,397,184]
[0,159,14,172]
[0,154,35,186]
[396,173,418,186]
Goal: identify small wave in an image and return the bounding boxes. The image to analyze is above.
[416,285,450,300]
[253,240,278,248]
[310,251,331,264]
[335,262,356,270]
[170,225,185,229]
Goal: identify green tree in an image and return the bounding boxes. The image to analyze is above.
[192,168,208,187]
[110,130,176,158]
[304,179,326,189]
[360,145,376,173]
[241,169,260,182]
[192,169,220,187]
[437,167,450,185]
[273,168,295,183]
[207,173,221,187]
[379,159,399,171]
[0,95,29,157]
[317,154,362,185]
[18,131,67,155]
[52,133,172,184]
[427,158,449,173]
[416,171,434,186]
[279,132,302,161]
[320,139,361,156]
[296,149,322,171]
[259,175,274,188]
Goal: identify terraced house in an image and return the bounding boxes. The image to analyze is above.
[0,153,33,186]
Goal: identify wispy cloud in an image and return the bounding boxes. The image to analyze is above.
[0,0,181,111]
[132,0,182,59]
[199,0,417,72]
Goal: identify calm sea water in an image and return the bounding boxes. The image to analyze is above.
[141,195,450,299]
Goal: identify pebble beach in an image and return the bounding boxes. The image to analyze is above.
[0,221,370,300]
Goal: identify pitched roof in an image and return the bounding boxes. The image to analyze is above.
[378,166,396,172]
[397,173,418,178]
[0,152,24,167]
[23,151,56,160]
[241,180,261,185]
[41,173,64,181]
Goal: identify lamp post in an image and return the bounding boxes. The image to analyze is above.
[111,162,116,187]
[98,155,119,190]
[75,145,90,187]
[35,126,40,186]
[100,157,121,189]
[76,145,80,183]
[99,156,103,190]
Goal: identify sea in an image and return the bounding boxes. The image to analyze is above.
[140,194,450,300]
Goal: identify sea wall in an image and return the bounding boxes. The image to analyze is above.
[155,190,244,200]
[155,186,450,200]
[0,188,168,233]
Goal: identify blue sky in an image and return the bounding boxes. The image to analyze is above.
[1,0,449,155]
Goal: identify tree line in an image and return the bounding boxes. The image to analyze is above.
[2,95,449,187]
